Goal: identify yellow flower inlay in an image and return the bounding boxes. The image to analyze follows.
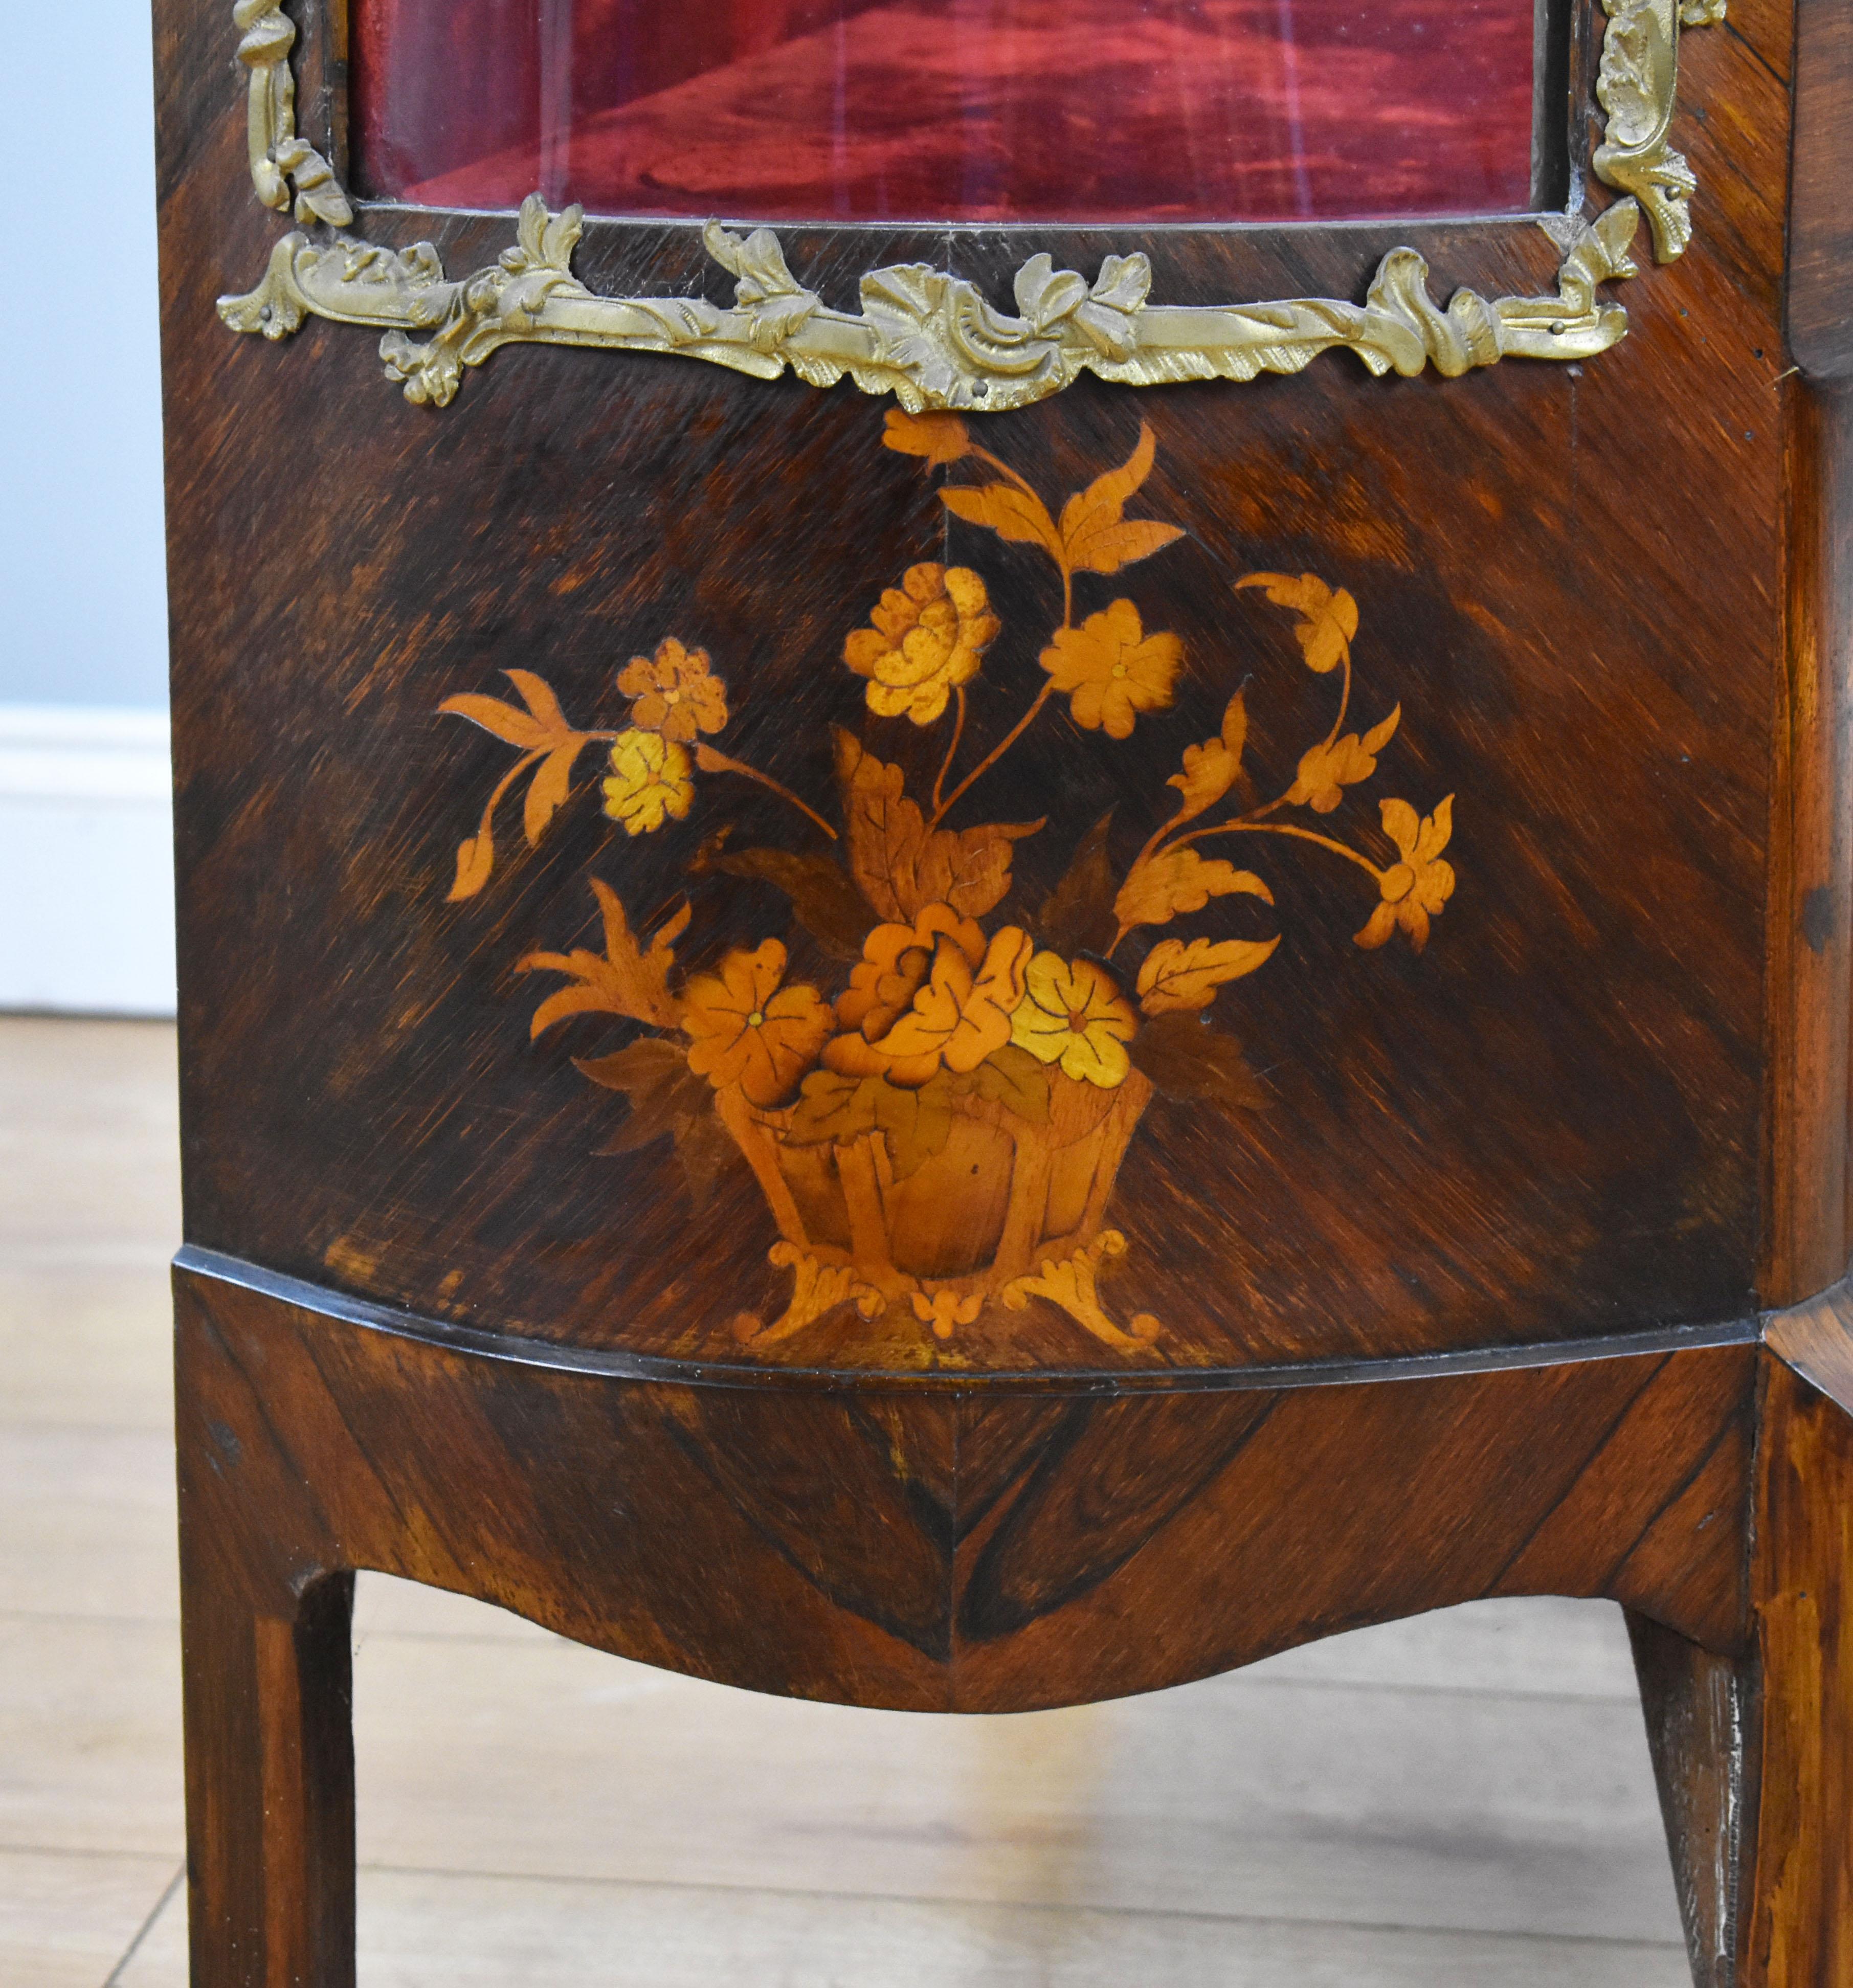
[1010,952,1137,1089]
[601,728,694,836]
[843,563,999,726]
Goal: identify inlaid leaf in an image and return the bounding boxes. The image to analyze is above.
[1135,935,1280,1016]
[437,694,552,750]
[1057,423,1185,576]
[834,731,915,920]
[1036,809,1118,956]
[875,1074,956,1181]
[1360,705,1401,758]
[783,1068,955,1180]
[883,408,970,466]
[579,1038,740,1207]
[774,1074,845,1145]
[519,881,686,1034]
[440,670,591,891]
[713,846,873,958]
[1166,737,1241,823]
[1236,572,1358,674]
[958,1043,1051,1124]
[502,669,575,736]
[784,1069,877,1147]
[1112,846,1272,937]
[834,731,1039,921]
[658,1105,743,1209]
[523,737,589,845]
[940,482,1064,565]
[448,832,496,902]
[1287,704,1401,814]
[575,1036,690,1114]
[1067,518,1184,576]
[440,669,581,750]
[1130,1012,1268,1111]
[921,817,1042,920]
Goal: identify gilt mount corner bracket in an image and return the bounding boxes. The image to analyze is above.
[232,1,351,229]
[1598,0,1727,262]
[218,0,1723,413]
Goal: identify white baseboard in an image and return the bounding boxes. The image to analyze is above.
[0,705,175,1016]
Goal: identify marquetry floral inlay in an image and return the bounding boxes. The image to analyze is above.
[427,413,1460,1356]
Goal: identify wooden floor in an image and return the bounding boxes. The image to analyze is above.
[0,1016,1696,1986]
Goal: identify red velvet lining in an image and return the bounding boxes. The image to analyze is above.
[351,0,1536,226]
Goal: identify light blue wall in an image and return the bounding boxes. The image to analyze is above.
[0,1,168,709]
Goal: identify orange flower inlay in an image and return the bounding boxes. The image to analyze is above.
[1038,598,1180,740]
[617,638,729,743]
[683,940,832,1106]
[1355,797,1457,952]
[825,904,1032,1087]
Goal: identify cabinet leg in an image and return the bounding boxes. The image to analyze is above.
[179,1524,355,1984]
[1630,1349,1853,1987]
[1740,1356,1853,1986]
[1627,1610,1749,1988]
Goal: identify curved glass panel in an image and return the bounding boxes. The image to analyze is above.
[350,0,1539,226]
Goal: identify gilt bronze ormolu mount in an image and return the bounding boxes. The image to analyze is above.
[219,0,1723,410]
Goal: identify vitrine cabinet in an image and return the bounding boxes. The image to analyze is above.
[158,2,1853,1980]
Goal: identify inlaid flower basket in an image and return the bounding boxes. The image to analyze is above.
[423,407,1458,1354]
[728,1061,1156,1346]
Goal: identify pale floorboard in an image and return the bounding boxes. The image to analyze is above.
[0,1017,1695,1984]
[0,1019,181,1264]
[346,1623,1684,1940]
[0,1616,186,1859]
[117,1866,1693,1988]
[0,1850,179,1988]
[0,1264,175,1433]
[0,1425,178,1622]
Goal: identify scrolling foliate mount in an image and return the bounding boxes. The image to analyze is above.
[231,1,351,229]
[218,0,1722,413]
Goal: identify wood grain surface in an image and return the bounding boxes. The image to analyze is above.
[174,1255,1757,1713]
[1619,1281,1853,1988]
[178,1257,1853,1986]
[1739,1352,1853,1987]
[1629,1609,1748,1986]
[1785,0,1853,381]
[172,1256,1778,1982]
[155,0,1803,1376]
[1762,383,1853,1308]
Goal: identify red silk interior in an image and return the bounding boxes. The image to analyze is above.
[350,0,1537,226]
